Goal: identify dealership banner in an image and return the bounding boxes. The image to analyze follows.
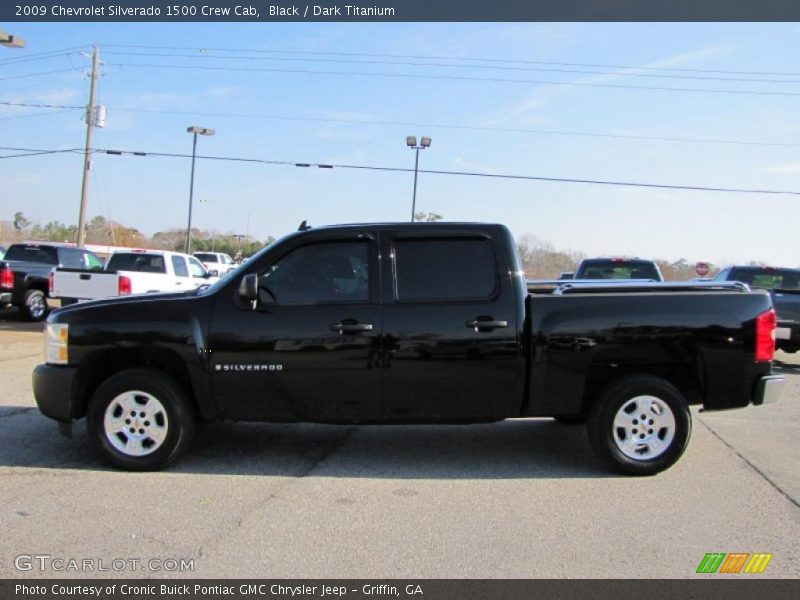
[3,0,800,22]
[2,580,800,600]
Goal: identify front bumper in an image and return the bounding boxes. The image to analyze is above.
[754,375,784,406]
[32,363,79,422]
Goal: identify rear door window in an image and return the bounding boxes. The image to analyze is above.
[393,238,497,301]
[171,256,189,278]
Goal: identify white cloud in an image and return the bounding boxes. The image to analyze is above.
[481,43,739,127]
[761,163,800,174]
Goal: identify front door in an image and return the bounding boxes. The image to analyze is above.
[208,233,381,422]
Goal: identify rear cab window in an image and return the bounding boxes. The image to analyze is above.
[107,253,167,274]
[577,260,661,281]
[727,268,800,290]
[4,244,59,265]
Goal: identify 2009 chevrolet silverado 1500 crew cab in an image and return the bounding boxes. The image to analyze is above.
[0,242,103,321]
[32,223,783,475]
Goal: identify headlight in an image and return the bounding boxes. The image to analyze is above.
[44,323,69,365]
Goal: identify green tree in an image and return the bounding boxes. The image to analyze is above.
[13,211,30,231]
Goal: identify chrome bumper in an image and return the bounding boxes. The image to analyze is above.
[755,375,784,405]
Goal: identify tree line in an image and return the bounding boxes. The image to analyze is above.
[5,210,718,280]
[7,212,274,258]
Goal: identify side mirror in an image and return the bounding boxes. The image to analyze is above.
[238,273,258,302]
[207,269,218,278]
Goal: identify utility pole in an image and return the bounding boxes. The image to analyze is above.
[76,46,99,248]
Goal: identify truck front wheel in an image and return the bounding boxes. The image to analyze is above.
[87,368,196,471]
[587,375,691,476]
[21,289,48,321]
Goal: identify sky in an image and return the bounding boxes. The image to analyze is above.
[2,22,800,266]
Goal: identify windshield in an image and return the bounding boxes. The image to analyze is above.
[726,268,800,290]
[576,260,661,281]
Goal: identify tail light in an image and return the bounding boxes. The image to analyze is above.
[755,309,776,362]
[118,275,132,296]
[0,266,13,289]
[49,271,54,294]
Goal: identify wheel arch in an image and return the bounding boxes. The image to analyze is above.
[581,362,701,416]
[74,347,215,421]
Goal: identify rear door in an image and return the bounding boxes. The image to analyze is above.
[380,228,519,420]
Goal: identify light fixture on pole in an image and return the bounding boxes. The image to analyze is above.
[0,29,26,48]
[406,135,431,222]
[185,126,215,254]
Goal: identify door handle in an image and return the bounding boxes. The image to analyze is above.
[331,322,374,334]
[466,317,508,332]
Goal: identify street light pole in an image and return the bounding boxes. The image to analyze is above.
[185,126,215,254]
[406,136,431,222]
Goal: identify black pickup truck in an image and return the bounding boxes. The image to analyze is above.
[715,265,800,354]
[32,223,783,475]
[0,242,103,321]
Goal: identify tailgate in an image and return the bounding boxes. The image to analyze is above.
[52,269,119,301]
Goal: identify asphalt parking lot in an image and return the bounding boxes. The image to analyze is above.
[0,307,798,579]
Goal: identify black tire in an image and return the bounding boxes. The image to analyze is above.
[587,375,691,476]
[87,368,196,471]
[554,416,587,425]
[21,289,48,321]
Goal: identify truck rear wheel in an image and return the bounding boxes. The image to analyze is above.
[21,289,48,321]
[87,368,196,471]
[587,375,691,476]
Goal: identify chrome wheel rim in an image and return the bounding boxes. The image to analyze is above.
[612,395,675,460]
[103,391,169,457]
[28,295,45,319]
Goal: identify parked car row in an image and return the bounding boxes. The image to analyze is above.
[1,242,224,321]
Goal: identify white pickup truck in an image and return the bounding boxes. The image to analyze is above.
[50,249,217,304]
[193,251,238,276]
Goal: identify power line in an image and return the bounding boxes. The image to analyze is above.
[100,43,800,77]
[106,61,800,97]
[0,45,88,64]
[3,141,797,195]
[0,108,82,121]
[2,100,796,148]
[0,101,84,109]
[0,147,81,159]
[0,51,81,66]
[0,67,84,81]
[105,106,800,149]
[100,50,800,84]
[90,146,800,197]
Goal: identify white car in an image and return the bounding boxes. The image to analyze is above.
[193,251,237,276]
[51,249,217,303]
